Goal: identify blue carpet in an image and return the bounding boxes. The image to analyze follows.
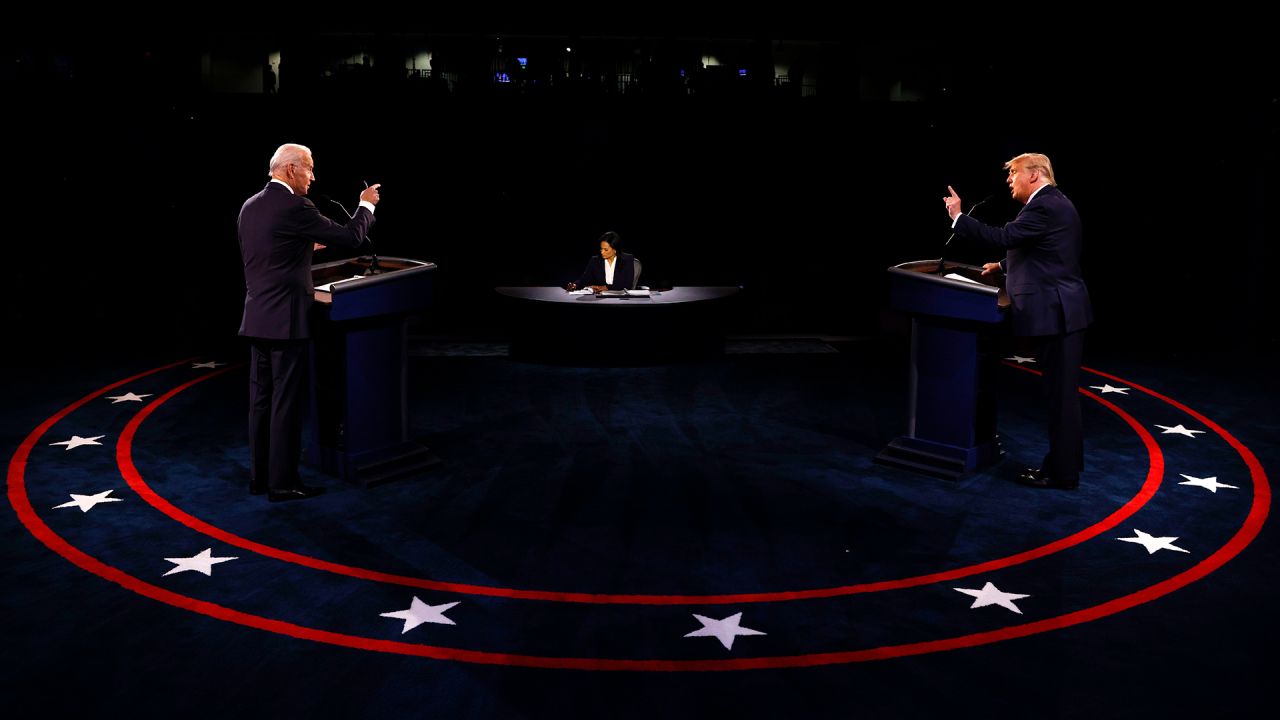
[3,340,1277,718]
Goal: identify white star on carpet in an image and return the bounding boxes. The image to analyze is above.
[1117,529,1190,554]
[954,581,1030,614]
[1178,474,1238,493]
[1155,424,1206,438]
[53,489,123,512]
[49,435,105,450]
[191,361,226,369]
[163,548,239,576]
[1089,384,1130,395]
[684,612,766,650]
[380,597,460,634]
[1005,355,1036,364]
[105,392,153,404]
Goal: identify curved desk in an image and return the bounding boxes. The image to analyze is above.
[495,286,741,364]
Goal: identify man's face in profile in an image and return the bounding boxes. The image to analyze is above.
[289,156,315,196]
[1007,162,1036,204]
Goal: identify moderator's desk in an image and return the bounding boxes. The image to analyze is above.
[495,286,741,364]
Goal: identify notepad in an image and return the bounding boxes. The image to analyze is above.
[315,275,365,292]
[943,273,981,285]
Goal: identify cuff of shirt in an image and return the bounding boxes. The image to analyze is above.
[950,214,960,228]
[359,200,376,214]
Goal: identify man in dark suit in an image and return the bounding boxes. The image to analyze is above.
[238,143,381,502]
[566,231,636,292]
[944,153,1092,489]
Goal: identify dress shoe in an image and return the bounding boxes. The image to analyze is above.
[1016,467,1078,489]
[267,484,326,502]
[255,474,302,496]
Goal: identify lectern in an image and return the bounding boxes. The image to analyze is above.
[307,256,438,486]
[875,260,1009,479]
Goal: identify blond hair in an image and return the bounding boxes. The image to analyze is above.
[1004,153,1056,186]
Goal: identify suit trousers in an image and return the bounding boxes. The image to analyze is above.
[1036,329,1086,477]
[248,338,309,492]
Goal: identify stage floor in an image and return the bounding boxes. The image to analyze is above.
[4,338,1277,718]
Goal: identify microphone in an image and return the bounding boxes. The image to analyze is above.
[317,191,382,275]
[938,194,994,273]
[316,194,353,219]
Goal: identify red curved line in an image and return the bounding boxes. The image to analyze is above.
[6,356,197,513]
[114,365,1164,604]
[7,361,1267,670]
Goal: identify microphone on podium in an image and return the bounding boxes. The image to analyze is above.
[938,194,993,274]
[317,188,382,275]
[359,181,383,275]
[316,194,353,219]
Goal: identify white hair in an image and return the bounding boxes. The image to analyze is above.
[268,143,312,176]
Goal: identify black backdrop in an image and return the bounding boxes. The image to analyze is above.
[6,23,1275,361]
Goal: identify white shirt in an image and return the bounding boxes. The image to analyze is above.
[604,256,616,286]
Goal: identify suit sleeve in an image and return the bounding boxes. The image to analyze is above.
[955,202,1052,250]
[290,199,374,249]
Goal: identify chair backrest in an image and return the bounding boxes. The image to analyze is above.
[632,258,642,289]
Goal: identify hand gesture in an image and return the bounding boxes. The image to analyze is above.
[943,185,962,220]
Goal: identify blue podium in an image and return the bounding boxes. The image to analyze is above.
[307,256,438,486]
[876,259,1009,479]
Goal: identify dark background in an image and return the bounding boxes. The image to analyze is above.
[5,19,1276,360]
[3,19,1278,719]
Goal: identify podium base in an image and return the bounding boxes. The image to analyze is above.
[874,436,1002,480]
[310,441,440,488]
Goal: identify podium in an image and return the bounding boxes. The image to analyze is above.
[307,256,438,486]
[875,260,1009,479]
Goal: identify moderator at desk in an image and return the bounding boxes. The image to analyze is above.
[495,286,741,364]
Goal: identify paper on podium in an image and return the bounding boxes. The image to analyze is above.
[943,272,981,285]
[568,288,594,295]
[625,288,651,296]
[315,275,365,292]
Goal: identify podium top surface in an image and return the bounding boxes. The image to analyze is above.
[312,256,436,303]
[889,259,1010,309]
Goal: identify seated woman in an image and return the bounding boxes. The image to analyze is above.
[565,231,635,292]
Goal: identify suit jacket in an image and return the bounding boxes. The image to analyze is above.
[955,185,1092,337]
[238,182,374,340]
[575,253,635,291]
